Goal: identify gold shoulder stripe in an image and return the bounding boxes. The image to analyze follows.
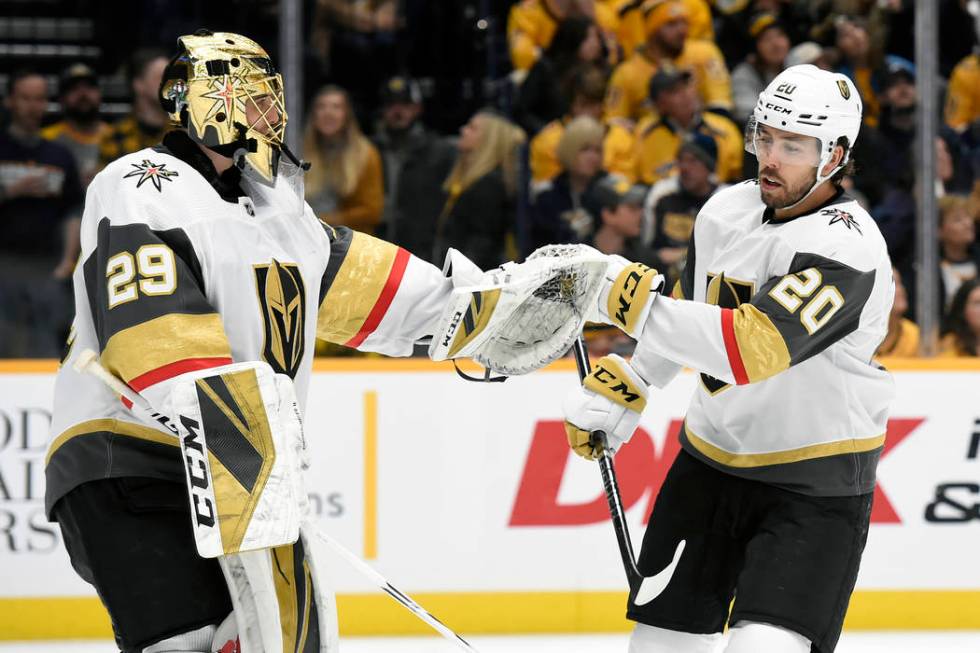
[46,418,176,464]
[684,423,885,468]
[731,304,791,383]
[317,231,399,345]
[102,313,231,384]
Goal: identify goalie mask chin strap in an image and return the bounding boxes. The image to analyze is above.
[452,360,508,383]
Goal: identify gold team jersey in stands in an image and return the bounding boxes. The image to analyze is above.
[633,180,895,496]
[507,0,619,72]
[98,114,169,170]
[605,39,732,122]
[613,0,715,58]
[529,117,637,184]
[45,131,450,516]
[945,53,980,131]
[633,110,743,184]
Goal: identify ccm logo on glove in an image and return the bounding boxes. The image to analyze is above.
[608,263,659,336]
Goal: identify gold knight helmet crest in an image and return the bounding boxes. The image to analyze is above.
[836,79,851,100]
[254,260,306,377]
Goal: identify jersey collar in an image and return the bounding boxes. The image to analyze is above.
[762,186,849,225]
[154,130,245,203]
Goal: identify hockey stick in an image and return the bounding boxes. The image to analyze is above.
[570,337,685,606]
[73,349,480,653]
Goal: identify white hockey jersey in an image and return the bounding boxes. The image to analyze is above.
[45,130,451,515]
[633,180,895,496]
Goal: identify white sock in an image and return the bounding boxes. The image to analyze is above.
[629,622,723,653]
[724,621,811,653]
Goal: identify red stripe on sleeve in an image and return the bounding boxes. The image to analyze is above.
[720,308,749,385]
[128,356,233,393]
[344,247,411,349]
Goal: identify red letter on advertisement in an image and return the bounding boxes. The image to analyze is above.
[509,420,682,526]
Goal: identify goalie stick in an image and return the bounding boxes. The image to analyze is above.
[571,337,685,607]
[73,349,480,653]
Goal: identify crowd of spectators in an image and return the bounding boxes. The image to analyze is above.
[3,0,980,359]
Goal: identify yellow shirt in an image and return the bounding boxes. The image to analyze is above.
[939,332,977,358]
[508,0,620,72]
[945,53,980,131]
[614,0,715,58]
[528,118,638,184]
[633,111,742,184]
[876,318,920,357]
[604,39,732,122]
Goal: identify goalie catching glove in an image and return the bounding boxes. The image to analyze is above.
[563,354,650,459]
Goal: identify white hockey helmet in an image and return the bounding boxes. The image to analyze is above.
[746,64,863,187]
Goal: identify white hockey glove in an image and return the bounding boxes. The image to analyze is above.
[594,259,665,339]
[563,354,649,460]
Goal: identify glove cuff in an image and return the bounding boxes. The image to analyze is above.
[598,261,663,338]
[583,353,649,413]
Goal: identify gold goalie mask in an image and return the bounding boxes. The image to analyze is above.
[160,30,303,185]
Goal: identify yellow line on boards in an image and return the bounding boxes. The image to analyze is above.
[3,591,980,640]
[363,390,378,560]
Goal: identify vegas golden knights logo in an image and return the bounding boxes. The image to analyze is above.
[254,260,306,378]
[836,80,851,100]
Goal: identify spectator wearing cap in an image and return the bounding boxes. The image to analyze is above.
[0,69,83,356]
[604,0,732,123]
[507,0,619,74]
[41,63,109,186]
[514,16,606,136]
[731,14,790,126]
[633,66,742,185]
[785,42,831,70]
[305,85,384,233]
[615,0,714,59]
[946,51,980,133]
[98,49,170,168]
[529,66,635,184]
[371,77,455,261]
[834,16,913,128]
[644,131,722,285]
[589,174,659,267]
[529,116,606,253]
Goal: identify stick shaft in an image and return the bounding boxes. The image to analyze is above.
[571,338,642,585]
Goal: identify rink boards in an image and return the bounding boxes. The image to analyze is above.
[0,358,978,640]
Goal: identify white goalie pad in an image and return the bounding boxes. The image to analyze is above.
[166,361,307,558]
[220,523,339,653]
[428,244,611,375]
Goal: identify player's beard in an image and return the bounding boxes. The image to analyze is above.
[759,166,816,209]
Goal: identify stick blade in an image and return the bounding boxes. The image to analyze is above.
[633,539,686,606]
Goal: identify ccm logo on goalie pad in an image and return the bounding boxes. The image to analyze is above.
[180,414,217,528]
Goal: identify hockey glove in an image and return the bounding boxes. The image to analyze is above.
[595,259,665,339]
[563,354,649,459]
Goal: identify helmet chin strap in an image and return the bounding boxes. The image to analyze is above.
[776,150,842,212]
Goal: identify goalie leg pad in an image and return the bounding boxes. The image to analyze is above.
[166,361,307,558]
[220,530,339,653]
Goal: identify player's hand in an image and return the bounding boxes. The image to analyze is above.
[595,259,664,339]
[563,354,649,460]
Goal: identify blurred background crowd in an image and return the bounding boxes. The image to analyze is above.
[1,0,979,360]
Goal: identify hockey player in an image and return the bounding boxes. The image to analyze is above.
[564,65,893,652]
[42,31,497,653]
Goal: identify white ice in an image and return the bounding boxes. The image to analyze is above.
[2,632,980,652]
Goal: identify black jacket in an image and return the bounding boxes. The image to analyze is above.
[434,167,514,271]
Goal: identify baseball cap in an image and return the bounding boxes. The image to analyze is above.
[649,64,692,100]
[678,131,718,170]
[59,62,98,95]
[882,56,915,88]
[785,42,823,68]
[381,76,422,106]
[748,12,786,40]
[592,175,648,210]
